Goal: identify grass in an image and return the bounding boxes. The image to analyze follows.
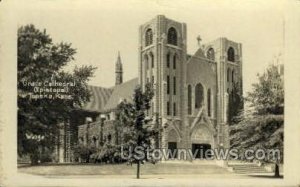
[18,162,231,176]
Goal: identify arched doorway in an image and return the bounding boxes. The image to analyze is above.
[191,125,214,159]
[167,129,179,159]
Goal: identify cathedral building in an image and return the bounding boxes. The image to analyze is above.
[57,15,243,162]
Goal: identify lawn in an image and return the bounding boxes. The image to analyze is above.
[18,162,231,176]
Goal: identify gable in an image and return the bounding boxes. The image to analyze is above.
[186,49,217,90]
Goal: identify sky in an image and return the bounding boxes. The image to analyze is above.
[15,0,285,94]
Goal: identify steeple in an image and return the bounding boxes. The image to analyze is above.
[115,51,123,85]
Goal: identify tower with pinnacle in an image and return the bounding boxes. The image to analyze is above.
[115,51,123,85]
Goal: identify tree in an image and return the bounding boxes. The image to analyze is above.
[91,143,122,164]
[18,24,96,164]
[115,83,157,179]
[230,64,284,177]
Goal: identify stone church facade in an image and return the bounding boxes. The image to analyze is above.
[56,15,243,162]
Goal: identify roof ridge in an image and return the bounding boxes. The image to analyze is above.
[108,77,138,89]
[103,77,139,112]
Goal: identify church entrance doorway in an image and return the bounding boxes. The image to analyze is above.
[192,143,212,159]
[168,142,177,159]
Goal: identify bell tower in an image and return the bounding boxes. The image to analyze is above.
[204,38,243,149]
[115,51,123,85]
[138,15,187,121]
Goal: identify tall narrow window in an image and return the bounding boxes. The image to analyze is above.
[188,85,192,115]
[167,53,170,68]
[173,54,176,69]
[167,27,177,46]
[173,102,176,116]
[227,68,230,82]
[145,55,149,70]
[167,102,170,115]
[150,53,154,68]
[195,83,204,108]
[151,75,154,85]
[207,89,211,117]
[232,70,235,83]
[173,76,176,95]
[227,47,235,62]
[145,28,153,46]
[167,75,170,94]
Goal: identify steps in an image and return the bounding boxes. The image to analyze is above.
[228,162,270,174]
[164,159,217,165]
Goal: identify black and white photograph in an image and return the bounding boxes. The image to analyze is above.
[0,0,300,186]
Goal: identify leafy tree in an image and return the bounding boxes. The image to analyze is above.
[116,83,157,179]
[230,64,284,177]
[91,144,122,164]
[18,24,96,164]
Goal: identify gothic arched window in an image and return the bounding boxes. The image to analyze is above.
[145,28,153,46]
[227,47,235,62]
[167,75,170,94]
[232,70,235,83]
[195,83,204,109]
[207,89,211,117]
[149,52,154,68]
[167,53,170,68]
[173,54,177,69]
[207,48,215,61]
[167,27,177,46]
[173,102,177,116]
[173,76,176,95]
[227,68,230,82]
[188,85,192,115]
[144,55,149,70]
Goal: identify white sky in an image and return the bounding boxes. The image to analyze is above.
[15,0,285,94]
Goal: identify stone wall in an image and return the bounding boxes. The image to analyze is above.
[78,119,118,148]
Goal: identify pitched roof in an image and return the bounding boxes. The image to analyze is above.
[193,47,206,59]
[103,78,139,111]
[81,86,113,112]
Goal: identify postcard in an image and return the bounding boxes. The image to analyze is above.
[0,0,300,186]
